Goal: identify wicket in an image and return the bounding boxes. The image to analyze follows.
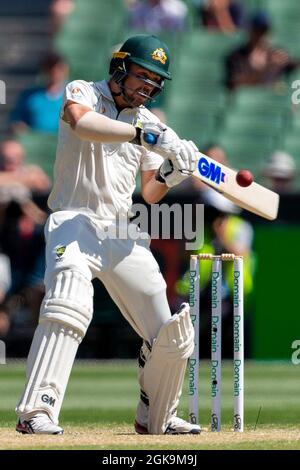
[188,253,244,432]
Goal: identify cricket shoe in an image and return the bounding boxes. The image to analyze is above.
[135,416,201,435]
[16,412,64,435]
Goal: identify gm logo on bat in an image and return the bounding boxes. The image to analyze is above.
[198,156,226,185]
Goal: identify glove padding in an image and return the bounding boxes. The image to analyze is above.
[156,140,198,188]
[140,122,182,163]
[176,139,198,174]
[141,123,198,173]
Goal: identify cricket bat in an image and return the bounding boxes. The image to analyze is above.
[143,133,279,220]
[193,152,279,220]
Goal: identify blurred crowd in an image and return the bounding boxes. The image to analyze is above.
[0,0,299,356]
[0,139,49,344]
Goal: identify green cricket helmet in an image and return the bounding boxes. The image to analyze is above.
[109,35,171,104]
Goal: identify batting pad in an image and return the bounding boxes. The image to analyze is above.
[16,321,82,424]
[136,341,151,428]
[41,269,93,336]
[142,303,194,434]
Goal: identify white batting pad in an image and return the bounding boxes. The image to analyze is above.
[142,303,194,434]
[16,268,94,424]
[136,341,151,428]
[42,269,93,336]
[16,321,82,424]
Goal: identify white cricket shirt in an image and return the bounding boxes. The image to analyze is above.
[48,80,164,220]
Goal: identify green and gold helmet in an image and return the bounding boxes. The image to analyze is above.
[111,34,171,80]
[109,35,171,104]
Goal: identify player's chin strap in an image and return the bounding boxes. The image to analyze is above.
[111,87,137,108]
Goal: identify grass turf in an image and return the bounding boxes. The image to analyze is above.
[0,360,299,449]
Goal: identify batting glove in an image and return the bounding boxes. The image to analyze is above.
[139,122,182,161]
[156,140,198,188]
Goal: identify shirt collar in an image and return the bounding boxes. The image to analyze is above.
[94,80,115,102]
[94,80,141,118]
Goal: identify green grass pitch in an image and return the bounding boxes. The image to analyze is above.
[0,360,300,449]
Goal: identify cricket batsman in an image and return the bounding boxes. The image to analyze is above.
[15,34,201,435]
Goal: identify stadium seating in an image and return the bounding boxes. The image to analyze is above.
[55,0,127,81]
[0,4,52,138]
[270,29,300,58]
[291,112,300,132]
[164,30,238,144]
[217,133,276,177]
[0,0,51,16]
[232,87,291,113]
[165,87,225,146]
[264,0,300,20]
[264,0,300,56]
[283,133,300,162]
[168,110,219,148]
[181,30,245,60]
[2,0,298,187]
[17,131,57,180]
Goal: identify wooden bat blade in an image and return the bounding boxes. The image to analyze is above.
[193,153,279,220]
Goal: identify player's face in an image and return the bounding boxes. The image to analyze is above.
[123,64,162,106]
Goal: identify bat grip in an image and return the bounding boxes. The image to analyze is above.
[143,133,158,145]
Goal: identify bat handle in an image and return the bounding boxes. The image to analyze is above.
[143,133,158,145]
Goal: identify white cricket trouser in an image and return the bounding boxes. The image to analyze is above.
[16,210,182,427]
[45,210,171,342]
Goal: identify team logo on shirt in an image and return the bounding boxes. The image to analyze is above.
[55,245,66,259]
[71,87,82,97]
[151,48,167,65]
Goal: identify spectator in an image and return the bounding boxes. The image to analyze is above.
[263,150,297,194]
[0,197,47,332]
[175,189,254,357]
[199,0,245,33]
[0,251,11,339]
[190,143,253,258]
[10,53,69,134]
[0,140,49,341]
[200,188,253,256]
[0,252,11,299]
[225,12,299,90]
[128,0,187,33]
[0,140,51,194]
[49,0,75,34]
[0,171,47,318]
[175,145,254,357]
[0,186,47,339]
[0,310,10,339]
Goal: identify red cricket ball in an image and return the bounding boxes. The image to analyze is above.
[236,169,253,187]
